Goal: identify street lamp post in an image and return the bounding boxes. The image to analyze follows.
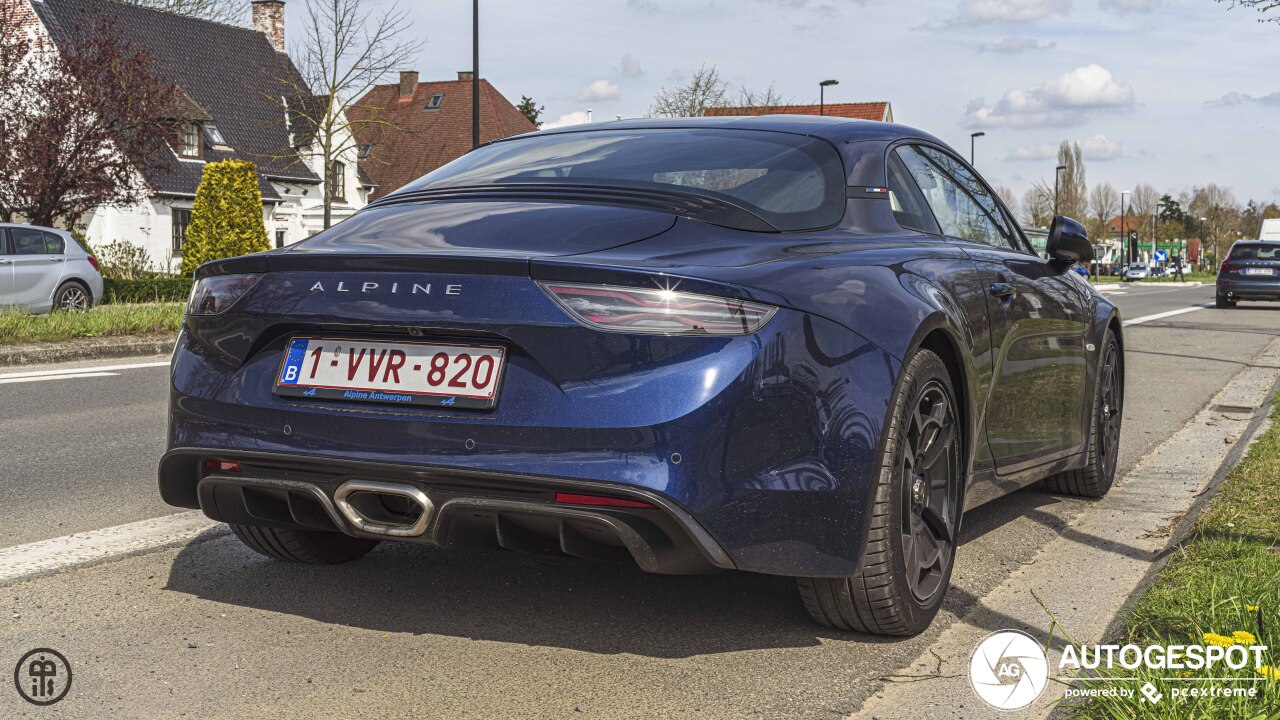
[1120,190,1130,272]
[819,79,838,116]
[970,132,985,166]
[472,0,480,149]
[1054,165,1068,216]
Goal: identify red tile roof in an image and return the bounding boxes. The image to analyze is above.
[349,77,537,199]
[705,101,892,122]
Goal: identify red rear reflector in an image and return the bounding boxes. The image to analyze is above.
[205,460,241,472]
[554,492,654,509]
[87,256,100,272]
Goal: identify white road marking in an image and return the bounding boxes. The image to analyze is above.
[0,359,169,381]
[1122,304,1214,327]
[0,371,118,384]
[0,511,221,585]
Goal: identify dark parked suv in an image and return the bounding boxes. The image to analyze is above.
[1217,241,1280,308]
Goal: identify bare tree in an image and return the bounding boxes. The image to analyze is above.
[1188,183,1239,269]
[1022,184,1054,228]
[995,185,1019,220]
[284,0,422,229]
[1088,182,1119,243]
[1056,141,1087,221]
[735,83,788,113]
[1216,0,1280,22]
[649,64,728,117]
[126,0,245,25]
[1129,183,1159,226]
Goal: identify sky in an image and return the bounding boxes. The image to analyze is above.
[281,0,1280,206]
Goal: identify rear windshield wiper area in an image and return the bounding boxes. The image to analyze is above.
[366,182,781,233]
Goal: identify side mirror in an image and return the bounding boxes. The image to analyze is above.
[1047,216,1093,269]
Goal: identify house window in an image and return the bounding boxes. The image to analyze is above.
[330,161,346,202]
[205,123,227,145]
[172,208,191,253]
[424,93,443,111]
[275,229,286,248]
[178,123,202,159]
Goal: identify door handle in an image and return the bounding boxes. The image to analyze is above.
[49,257,65,262]
[989,282,1016,299]
[0,258,10,265]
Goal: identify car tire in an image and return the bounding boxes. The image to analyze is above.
[1043,330,1123,498]
[230,523,379,564]
[1215,295,1236,309]
[797,349,962,636]
[53,281,91,311]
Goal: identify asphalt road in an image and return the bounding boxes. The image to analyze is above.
[1,283,1278,719]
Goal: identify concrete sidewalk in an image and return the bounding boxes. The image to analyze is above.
[852,335,1280,719]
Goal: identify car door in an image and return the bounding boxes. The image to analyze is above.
[8,227,64,309]
[0,229,14,303]
[894,144,1089,475]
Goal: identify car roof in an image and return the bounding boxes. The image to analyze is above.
[510,115,947,146]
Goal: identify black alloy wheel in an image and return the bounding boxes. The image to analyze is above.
[900,379,959,604]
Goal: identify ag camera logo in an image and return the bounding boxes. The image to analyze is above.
[970,630,1049,710]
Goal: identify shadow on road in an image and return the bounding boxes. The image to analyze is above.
[163,489,1065,657]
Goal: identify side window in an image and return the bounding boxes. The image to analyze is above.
[886,152,940,234]
[896,146,1015,251]
[42,232,65,255]
[11,228,48,255]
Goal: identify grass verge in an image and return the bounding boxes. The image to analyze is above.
[0,303,184,345]
[1061,399,1280,718]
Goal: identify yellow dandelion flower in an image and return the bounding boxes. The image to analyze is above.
[1247,605,1260,613]
[1203,633,1236,648]
[1260,666,1280,681]
[1233,630,1257,645]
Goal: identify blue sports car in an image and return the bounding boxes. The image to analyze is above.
[159,116,1123,635]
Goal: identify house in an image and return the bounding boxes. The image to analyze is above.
[705,101,894,122]
[349,71,537,200]
[19,0,369,270]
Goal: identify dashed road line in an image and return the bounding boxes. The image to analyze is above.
[1122,304,1214,327]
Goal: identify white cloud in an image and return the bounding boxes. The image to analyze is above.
[617,54,645,78]
[1078,134,1123,160]
[966,64,1135,128]
[1007,134,1122,162]
[577,79,621,102]
[1205,90,1280,108]
[957,0,1071,23]
[979,36,1056,53]
[1099,0,1159,12]
[542,111,592,130]
[627,0,658,11]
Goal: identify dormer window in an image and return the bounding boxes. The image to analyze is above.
[204,123,227,145]
[177,122,202,159]
[424,93,443,111]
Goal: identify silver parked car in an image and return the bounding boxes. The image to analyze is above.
[0,224,103,313]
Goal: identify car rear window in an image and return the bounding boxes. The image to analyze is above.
[1229,244,1280,261]
[397,129,847,232]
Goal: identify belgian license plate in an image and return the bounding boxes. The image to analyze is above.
[274,337,506,409]
[1245,268,1273,276]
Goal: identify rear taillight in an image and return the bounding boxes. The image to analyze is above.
[87,255,100,272]
[539,282,775,336]
[186,273,262,315]
[554,492,655,509]
[205,459,241,472]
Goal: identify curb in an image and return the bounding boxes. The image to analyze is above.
[0,334,177,368]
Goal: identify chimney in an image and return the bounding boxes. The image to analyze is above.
[457,70,474,82]
[251,0,286,53]
[398,71,418,99]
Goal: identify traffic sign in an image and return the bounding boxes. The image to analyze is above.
[1154,249,1169,263]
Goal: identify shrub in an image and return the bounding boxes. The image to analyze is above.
[102,277,192,304]
[96,239,155,279]
[179,159,268,275]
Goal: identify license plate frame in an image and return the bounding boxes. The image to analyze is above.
[273,336,507,410]
[1244,268,1274,276]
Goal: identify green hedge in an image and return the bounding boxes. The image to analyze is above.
[103,277,192,304]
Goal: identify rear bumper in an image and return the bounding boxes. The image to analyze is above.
[163,308,898,577]
[1218,280,1280,300]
